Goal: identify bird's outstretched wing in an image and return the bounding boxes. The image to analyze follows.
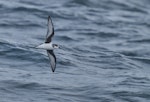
[47,50,56,72]
[45,16,54,43]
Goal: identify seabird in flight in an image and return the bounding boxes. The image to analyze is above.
[36,16,59,72]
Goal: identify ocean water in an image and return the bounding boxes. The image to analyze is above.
[0,0,150,102]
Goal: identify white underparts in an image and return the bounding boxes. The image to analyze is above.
[36,43,54,50]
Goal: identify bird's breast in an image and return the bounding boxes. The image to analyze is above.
[36,43,53,50]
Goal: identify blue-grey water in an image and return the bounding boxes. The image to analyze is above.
[0,0,150,102]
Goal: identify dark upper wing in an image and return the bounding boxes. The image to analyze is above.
[47,50,56,72]
[45,16,54,43]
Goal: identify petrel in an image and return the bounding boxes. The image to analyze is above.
[36,16,59,72]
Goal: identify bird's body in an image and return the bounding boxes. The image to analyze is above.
[36,16,59,72]
[36,43,53,50]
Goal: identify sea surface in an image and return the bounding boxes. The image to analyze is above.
[0,0,150,102]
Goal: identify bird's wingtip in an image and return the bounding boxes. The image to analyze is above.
[48,16,51,19]
[52,69,55,72]
[51,65,56,72]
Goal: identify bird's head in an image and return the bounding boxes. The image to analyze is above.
[52,44,59,49]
